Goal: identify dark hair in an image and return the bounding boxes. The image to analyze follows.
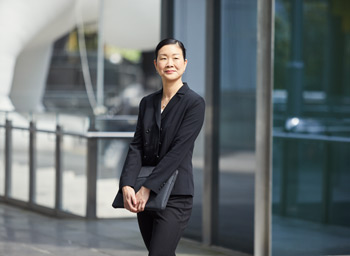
[154,38,186,61]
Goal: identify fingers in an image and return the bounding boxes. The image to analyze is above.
[135,186,150,212]
[125,195,138,213]
[137,198,146,212]
[131,194,138,207]
[122,186,150,213]
[122,186,138,213]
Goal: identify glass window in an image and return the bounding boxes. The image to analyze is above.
[273,0,350,255]
[218,0,257,253]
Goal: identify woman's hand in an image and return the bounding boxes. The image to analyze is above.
[122,186,138,213]
[135,186,151,212]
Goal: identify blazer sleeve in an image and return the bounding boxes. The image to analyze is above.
[119,98,144,189]
[142,96,205,194]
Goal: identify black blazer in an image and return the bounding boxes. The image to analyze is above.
[119,83,205,196]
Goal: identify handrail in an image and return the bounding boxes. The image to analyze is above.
[95,115,137,121]
[0,118,134,220]
[273,131,350,143]
[4,123,350,142]
[0,110,137,120]
[0,109,89,118]
[86,131,134,138]
[0,124,134,139]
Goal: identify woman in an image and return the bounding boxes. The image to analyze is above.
[119,38,205,256]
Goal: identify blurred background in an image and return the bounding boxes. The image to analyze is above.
[0,0,162,220]
[0,0,349,255]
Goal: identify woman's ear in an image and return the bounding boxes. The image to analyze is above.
[184,59,188,70]
[154,59,158,72]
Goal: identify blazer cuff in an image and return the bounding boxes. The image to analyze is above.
[142,181,163,195]
[119,179,135,190]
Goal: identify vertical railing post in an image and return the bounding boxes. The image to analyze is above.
[86,118,98,219]
[29,121,37,205]
[255,0,275,255]
[5,119,12,200]
[55,124,63,213]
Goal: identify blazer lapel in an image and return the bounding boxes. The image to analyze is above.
[154,90,162,129]
[161,95,180,119]
[161,83,190,119]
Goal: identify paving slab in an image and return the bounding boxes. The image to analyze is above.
[0,203,246,256]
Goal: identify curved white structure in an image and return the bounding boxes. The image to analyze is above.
[0,0,160,112]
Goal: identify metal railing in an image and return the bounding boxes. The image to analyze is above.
[273,130,350,225]
[0,115,134,219]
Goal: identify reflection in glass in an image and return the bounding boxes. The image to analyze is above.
[273,0,350,255]
[218,0,257,253]
[184,130,205,241]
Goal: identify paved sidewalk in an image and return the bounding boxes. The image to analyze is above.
[0,203,245,256]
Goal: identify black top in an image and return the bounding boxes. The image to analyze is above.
[119,83,205,196]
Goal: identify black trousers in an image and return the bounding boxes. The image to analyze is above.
[137,195,193,256]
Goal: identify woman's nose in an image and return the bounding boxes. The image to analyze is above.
[166,59,174,67]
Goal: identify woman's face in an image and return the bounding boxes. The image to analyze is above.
[154,44,187,83]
